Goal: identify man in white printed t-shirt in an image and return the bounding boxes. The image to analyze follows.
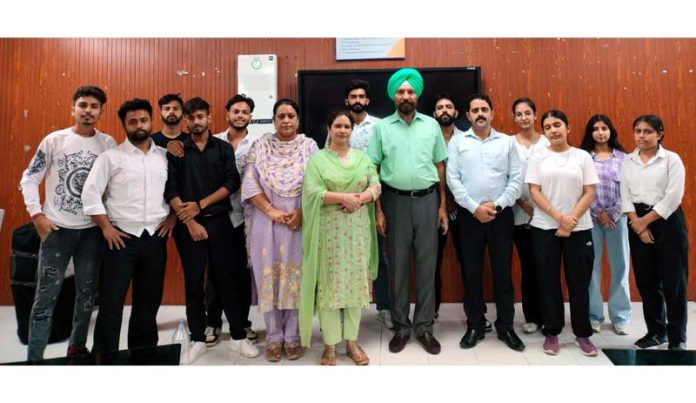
[19,86,116,361]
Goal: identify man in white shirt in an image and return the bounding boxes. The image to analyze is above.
[82,98,175,354]
[446,93,524,351]
[19,85,116,361]
[204,94,263,346]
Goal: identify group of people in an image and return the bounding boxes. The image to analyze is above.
[18,66,688,366]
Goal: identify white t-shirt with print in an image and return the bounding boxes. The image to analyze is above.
[525,146,599,231]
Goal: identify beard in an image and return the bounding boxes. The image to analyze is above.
[436,113,454,127]
[397,99,416,115]
[228,118,249,130]
[189,124,208,135]
[349,103,365,113]
[126,129,150,143]
[161,114,182,125]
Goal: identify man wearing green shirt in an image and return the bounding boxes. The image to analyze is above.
[367,68,448,355]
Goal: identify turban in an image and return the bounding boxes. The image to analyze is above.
[387,68,424,100]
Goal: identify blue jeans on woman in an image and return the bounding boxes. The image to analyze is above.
[27,226,103,361]
[588,216,631,326]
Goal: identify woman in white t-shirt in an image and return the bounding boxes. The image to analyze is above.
[525,110,599,357]
[510,97,549,335]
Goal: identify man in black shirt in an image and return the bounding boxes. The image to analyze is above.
[152,93,188,148]
[165,97,259,362]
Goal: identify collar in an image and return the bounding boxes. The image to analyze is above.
[122,138,156,154]
[463,127,502,141]
[387,111,425,125]
[628,145,667,164]
[184,132,214,151]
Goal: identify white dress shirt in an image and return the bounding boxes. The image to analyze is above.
[620,146,685,219]
[446,128,522,214]
[214,129,263,227]
[81,139,170,237]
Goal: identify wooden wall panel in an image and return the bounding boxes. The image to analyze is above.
[1,38,695,305]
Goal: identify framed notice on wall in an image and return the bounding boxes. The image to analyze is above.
[335,38,405,61]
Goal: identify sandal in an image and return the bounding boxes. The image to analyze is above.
[320,344,337,366]
[283,341,302,360]
[346,341,369,366]
[265,342,282,362]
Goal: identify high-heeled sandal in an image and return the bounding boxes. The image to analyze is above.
[265,342,282,362]
[346,341,369,366]
[320,344,337,366]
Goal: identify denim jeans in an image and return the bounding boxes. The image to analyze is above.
[27,226,103,361]
[588,216,631,326]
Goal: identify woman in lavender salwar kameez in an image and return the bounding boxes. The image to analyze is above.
[241,99,318,362]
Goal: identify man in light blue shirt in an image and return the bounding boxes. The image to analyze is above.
[446,93,524,352]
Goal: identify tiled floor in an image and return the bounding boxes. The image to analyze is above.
[1,302,695,365]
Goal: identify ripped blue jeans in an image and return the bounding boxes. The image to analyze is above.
[27,226,103,361]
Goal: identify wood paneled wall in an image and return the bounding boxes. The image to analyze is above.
[1,38,695,305]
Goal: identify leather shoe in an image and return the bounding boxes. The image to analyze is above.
[459,328,485,349]
[498,329,525,352]
[389,333,410,353]
[417,332,441,355]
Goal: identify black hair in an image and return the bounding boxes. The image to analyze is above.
[512,97,536,114]
[327,110,355,128]
[117,98,153,124]
[72,85,107,105]
[183,97,210,115]
[433,92,457,110]
[633,114,665,144]
[225,94,255,112]
[540,109,569,128]
[465,93,493,111]
[273,98,300,117]
[344,79,370,99]
[580,114,627,153]
[158,93,184,109]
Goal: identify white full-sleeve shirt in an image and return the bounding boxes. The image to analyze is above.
[19,127,116,229]
[81,139,170,237]
[620,146,685,219]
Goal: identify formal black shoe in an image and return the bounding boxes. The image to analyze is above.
[417,332,441,355]
[389,333,410,353]
[459,328,485,349]
[497,329,525,352]
[668,341,687,351]
[484,318,493,333]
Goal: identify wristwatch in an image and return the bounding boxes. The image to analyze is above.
[495,204,503,213]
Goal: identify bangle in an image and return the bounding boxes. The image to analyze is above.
[265,203,273,212]
[31,212,45,219]
[196,200,202,210]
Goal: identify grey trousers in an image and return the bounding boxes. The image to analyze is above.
[381,188,439,337]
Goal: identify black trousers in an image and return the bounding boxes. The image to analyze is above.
[629,204,689,344]
[205,223,252,330]
[93,229,167,353]
[514,225,542,325]
[455,207,515,332]
[531,227,593,337]
[173,214,251,342]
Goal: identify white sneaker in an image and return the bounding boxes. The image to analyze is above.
[378,310,394,330]
[229,338,260,358]
[613,323,630,335]
[189,341,207,364]
[590,321,601,333]
[205,326,221,347]
[522,322,538,334]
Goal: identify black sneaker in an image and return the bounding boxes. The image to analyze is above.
[668,341,687,351]
[205,326,221,347]
[634,334,668,349]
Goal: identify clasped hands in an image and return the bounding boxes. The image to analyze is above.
[338,193,363,213]
[629,216,655,244]
[267,207,302,230]
[554,214,577,238]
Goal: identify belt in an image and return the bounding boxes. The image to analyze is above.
[634,203,653,212]
[382,182,437,198]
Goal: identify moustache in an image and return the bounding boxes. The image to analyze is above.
[476,116,486,122]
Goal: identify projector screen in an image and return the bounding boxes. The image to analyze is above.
[297,67,481,147]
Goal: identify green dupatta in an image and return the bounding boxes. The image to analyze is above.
[299,149,378,347]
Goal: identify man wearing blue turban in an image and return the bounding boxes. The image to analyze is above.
[367,68,448,355]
